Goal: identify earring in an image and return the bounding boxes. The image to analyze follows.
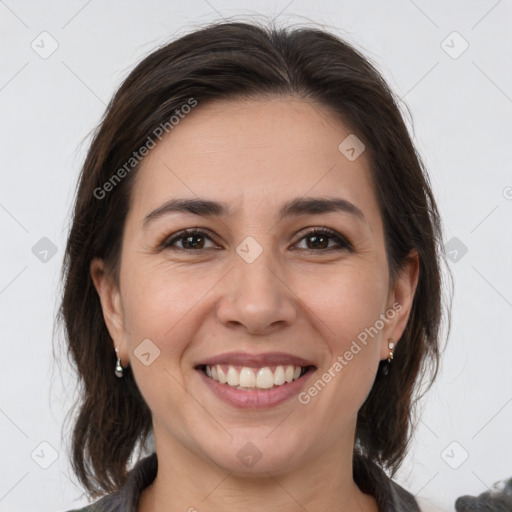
[114,347,124,378]
[387,339,395,363]
[382,339,395,376]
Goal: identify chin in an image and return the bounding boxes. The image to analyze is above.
[198,428,310,476]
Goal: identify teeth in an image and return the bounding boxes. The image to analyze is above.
[274,365,285,385]
[217,366,227,384]
[204,364,306,390]
[256,367,274,389]
[239,367,256,387]
[226,366,239,386]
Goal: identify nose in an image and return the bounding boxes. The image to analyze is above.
[215,249,297,335]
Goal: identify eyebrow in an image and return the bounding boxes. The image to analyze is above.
[142,196,366,228]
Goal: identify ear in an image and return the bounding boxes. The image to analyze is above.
[90,258,129,364]
[380,249,420,360]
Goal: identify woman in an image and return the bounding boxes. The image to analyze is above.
[60,20,450,511]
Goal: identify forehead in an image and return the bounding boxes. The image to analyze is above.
[128,96,380,226]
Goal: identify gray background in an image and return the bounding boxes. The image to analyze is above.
[1,1,511,511]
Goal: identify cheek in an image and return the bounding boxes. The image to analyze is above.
[118,259,226,408]
[121,258,210,340]
[298,261,389,348]
[294,264,388,409]
[118,262,206,426]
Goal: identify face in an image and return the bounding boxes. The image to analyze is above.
[92,96,418,476]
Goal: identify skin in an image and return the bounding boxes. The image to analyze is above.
[91,96,419,512]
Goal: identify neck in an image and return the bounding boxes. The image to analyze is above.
[138,427,378,512]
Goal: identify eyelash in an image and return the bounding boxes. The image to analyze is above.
[160,227,353,253]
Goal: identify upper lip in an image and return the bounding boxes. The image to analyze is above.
[196,352,316,368]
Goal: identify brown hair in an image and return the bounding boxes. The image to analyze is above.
[58,19,451,498]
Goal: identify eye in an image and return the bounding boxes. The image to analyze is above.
[161,228,219,251]
[160,227,352,253]
[294,227,352,252]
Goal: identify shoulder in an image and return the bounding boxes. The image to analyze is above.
[62,452,158,512]
[64,508,96,512]
[63,502,114,512]
[353,454,421,512]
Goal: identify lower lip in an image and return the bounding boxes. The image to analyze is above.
[197,368,315,409]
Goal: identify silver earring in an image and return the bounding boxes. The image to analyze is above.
[115,347,124,378]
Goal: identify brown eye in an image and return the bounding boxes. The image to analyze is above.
[160,227,352,253]
[162,229,218,250]
[295,228,352,252]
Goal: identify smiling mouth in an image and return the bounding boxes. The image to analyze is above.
[197,364,315,391]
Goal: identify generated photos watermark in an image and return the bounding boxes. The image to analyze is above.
[93,97,198,200]
[298,301,403,404]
